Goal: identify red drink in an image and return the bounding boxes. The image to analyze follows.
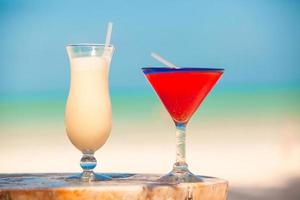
[143,68,223,124]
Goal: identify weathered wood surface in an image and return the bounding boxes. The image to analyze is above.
[0,173,228,200]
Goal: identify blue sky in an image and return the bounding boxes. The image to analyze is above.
[0,0,300,95]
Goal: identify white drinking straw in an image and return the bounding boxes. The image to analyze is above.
[105,22,113,48]
[151,52,178,69]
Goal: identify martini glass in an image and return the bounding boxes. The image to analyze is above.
[142,67,224,183]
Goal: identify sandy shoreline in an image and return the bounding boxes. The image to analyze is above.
[1,117,299,189]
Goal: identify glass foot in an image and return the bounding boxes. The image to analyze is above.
[67,172,111,182]
[81,171,112,181]
[159,167,203,184]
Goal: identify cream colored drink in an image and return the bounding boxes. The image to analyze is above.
[65,56,112,152]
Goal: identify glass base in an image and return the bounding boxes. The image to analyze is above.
[67,172,112,182]
[159,168,203,184]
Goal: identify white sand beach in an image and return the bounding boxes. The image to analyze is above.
[1,116,299,189]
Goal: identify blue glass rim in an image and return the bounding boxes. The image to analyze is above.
[142,67,224,74]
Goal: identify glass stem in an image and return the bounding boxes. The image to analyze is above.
[80,150,97,181]
[174,122,188,172]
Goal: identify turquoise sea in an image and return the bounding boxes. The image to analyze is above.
[1,86,299,127]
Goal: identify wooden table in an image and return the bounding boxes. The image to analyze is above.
[0,173,228,200]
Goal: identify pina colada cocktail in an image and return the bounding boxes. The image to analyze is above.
[65,44,114,181]
[65,22,114,182]
[142,67,223,183]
